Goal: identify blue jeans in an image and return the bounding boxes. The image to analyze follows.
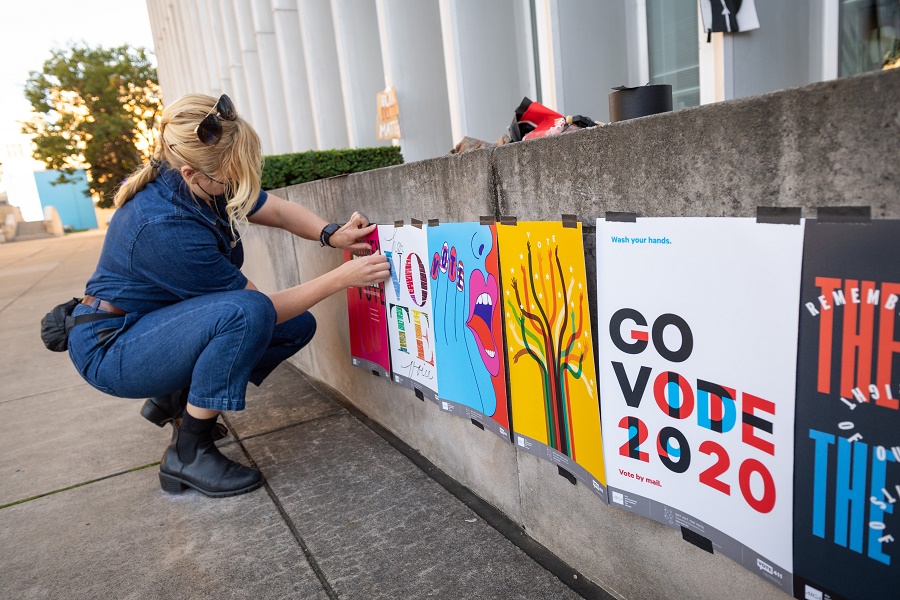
[68,290,316,411]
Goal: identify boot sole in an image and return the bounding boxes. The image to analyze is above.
[159,473,264,498]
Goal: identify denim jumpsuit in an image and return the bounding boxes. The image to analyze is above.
[68,165,316,411]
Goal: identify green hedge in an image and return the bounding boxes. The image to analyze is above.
[261,146,404,190]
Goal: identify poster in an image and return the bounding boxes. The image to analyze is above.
[380,223,439,401]
[428,222,510,440]
[792,220,900,600]
[596,217,803,595]
[499,221,606,500]
[345,228,391,379]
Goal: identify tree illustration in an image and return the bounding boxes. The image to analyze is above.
[506,239,591,458]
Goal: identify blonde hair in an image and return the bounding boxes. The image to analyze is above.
[114,93,263,231]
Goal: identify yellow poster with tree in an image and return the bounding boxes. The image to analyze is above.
[499,221,606,500]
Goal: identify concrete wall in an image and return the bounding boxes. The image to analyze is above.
[241,69,900,600]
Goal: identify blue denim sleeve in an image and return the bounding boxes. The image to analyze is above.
[247,189,268,217]
[131,219,248,299]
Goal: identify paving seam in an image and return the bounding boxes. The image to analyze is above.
[290,366,616,600]
[0,383,89,405]
[0,461,160,510]
[220,409,346,448]
[222,412,340,600]
[0,241,52,270]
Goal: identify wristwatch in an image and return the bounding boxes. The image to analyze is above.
[320,223,340,247]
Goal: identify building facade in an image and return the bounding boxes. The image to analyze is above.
[33,170,99,232]
[146,0,898,163]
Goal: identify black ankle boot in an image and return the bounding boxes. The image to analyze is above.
[158,417,263,498]
[141,389,229,441]
[140,389,188,426]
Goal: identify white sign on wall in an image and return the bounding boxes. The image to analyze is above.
[596,217,803,595]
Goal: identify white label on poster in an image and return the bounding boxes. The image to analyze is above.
[596,217,803,572]
[380,224,438,396]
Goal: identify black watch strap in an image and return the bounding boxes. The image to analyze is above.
[320,223,340,247]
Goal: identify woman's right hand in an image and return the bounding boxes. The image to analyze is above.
[338,253,391,288]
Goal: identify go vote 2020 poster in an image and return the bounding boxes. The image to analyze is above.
[793,220,900,600]
[345,229,391,380]
[596,217,803,595]
[379,223,439,401]
[498,221,606,500]
[427,222,510,440]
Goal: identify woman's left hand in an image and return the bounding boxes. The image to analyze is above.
[329,212,374,251]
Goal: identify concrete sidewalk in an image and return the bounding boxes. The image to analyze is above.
[0,232,589,599]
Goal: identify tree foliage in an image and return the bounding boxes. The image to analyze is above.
[22,44,161,208]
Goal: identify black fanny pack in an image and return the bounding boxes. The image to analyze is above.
[40,298,120,352]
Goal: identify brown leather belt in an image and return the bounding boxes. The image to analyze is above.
[82,295,128,316]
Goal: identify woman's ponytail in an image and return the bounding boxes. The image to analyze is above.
[113,156,162,208]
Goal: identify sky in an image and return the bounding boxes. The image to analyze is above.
[0,1,155,218]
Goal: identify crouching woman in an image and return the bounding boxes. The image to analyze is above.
[67,93,389,497]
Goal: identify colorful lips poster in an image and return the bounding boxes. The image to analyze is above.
[498,221,606,500]
[345,228,391,380]
[596,217,804,595]
[427,222,510,440]
[792,220,900,600]
[380,223,439,401]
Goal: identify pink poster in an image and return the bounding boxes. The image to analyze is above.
[345,228,392,379]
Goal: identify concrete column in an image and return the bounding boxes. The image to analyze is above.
[232,0,275,153]
[151,1,175,101]
[191,0,222,97]
[161,1,179,99]
[698,18,724,105]
[218,0,254,126]
[167,0,193,98]
[204,0,232,100]
[375,0,452,162]
[532,0,560,110]
[624,0,650,87]
[176,0,210,94]
[187,0,217,96]
[250,0,294,154]
[439,0,535,144]
[146,1,169,100]
[297,0,349,150]
[271,0,317,151]
[156,0,172,99]
[330,0,389,148]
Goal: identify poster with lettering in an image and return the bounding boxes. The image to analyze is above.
[379,223,438,401]
[345,228,391,380]
[596,217,804,595]
[499,221,606,500]
[428,222,510,440]
[792,220,900,600]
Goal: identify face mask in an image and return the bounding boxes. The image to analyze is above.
[197,181,228,205]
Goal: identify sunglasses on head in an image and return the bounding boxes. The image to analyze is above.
[194,94,237,146]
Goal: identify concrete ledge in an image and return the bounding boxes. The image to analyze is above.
[494,69,899,220]
[246,68,900,599]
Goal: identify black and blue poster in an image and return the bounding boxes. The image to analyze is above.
[793,220,900,600]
